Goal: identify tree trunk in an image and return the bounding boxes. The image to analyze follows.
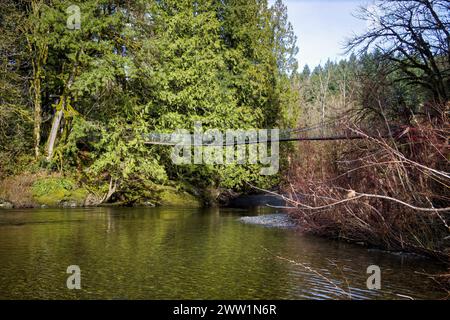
[33,80,42,158]
[45,50,80,161]
[101,177,117,204]
[46,101,65,161]
[26,1,48,159]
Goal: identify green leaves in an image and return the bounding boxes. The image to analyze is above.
[2,0,300,202]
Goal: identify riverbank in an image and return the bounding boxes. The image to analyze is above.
[0,172,202,209]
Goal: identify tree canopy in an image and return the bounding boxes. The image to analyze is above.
[0,0,299,204]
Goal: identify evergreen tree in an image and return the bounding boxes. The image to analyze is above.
[270,0,298,77]
[0,0,302,202]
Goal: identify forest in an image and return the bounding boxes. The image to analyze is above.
[0,0,449,275]
[0,0,300,207]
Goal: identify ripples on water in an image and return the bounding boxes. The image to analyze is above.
[0,207,445,300]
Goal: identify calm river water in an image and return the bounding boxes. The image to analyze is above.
[0,207,446,299]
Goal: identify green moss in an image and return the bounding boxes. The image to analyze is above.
[158,186,201,208]
[31,177,88,207]
[71,188,88,203]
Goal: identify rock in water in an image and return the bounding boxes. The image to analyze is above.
[0,199,13,209]
[239,214,296,229]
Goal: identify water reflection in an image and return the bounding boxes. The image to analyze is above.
[0,207,445,300]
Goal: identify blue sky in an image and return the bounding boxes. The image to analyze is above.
[271,0,370,69]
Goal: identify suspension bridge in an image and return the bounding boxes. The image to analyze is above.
[143,118,399,146]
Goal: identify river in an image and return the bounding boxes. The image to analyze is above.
[0,206,446,299]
